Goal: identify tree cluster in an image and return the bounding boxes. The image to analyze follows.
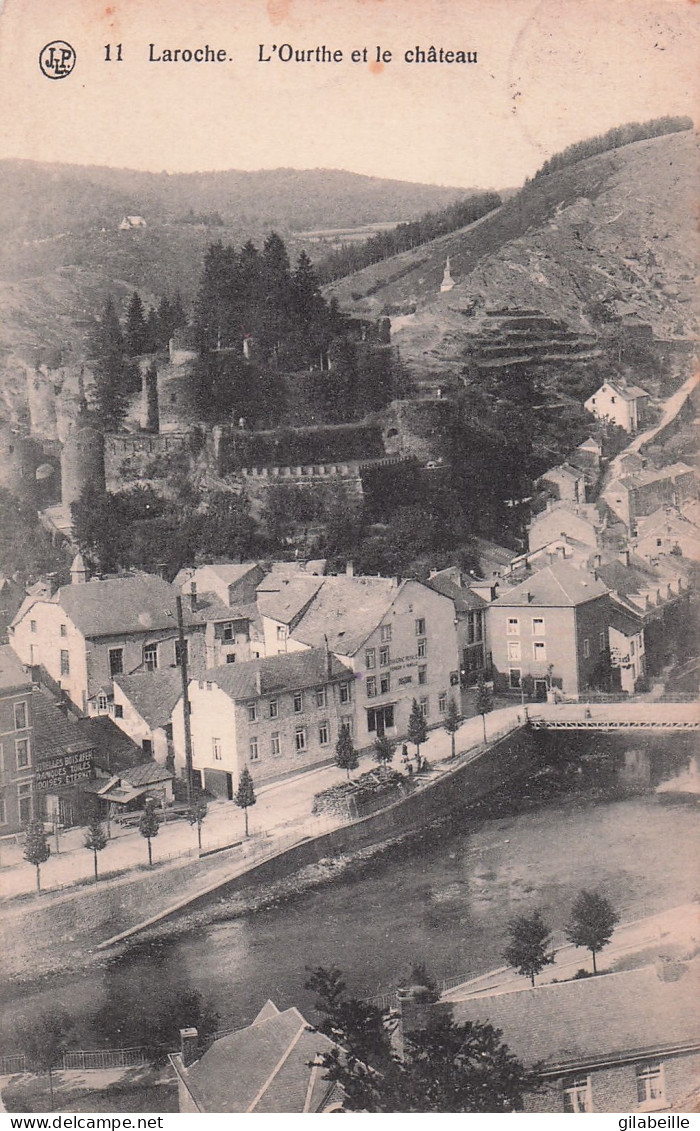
[316,192,502,284]
[532,116,693,181]
[503,891,620,985]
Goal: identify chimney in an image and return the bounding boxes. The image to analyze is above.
[179,1027,199,1068]
[346,561,354,578]
[593,553,602,569]
[619,548,631,568]
[324,633,333,679]
[70,553,88,586]
[189,581,197,611]
[255,668,262,696]
[526,591,533,603]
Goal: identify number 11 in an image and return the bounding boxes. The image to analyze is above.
[104,43,123,61]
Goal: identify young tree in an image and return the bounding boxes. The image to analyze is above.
[565,890,620,974]
[234,766,256,837]
[305,965,539,1112]
[373,734,395,777]
[503,910,556,987]
[335,723,359,780]
[138,798,161,866]
[24,818,51,893]
[475,675,493,743]
[84,815,108,881]
[187,798,208,851]
[17,1009,72,1112]
[442,695,462,759]
[407,698,428,764]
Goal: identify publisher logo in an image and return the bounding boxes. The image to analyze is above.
[39,41,76,79]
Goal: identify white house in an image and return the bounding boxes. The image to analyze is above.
[584,381,649,433]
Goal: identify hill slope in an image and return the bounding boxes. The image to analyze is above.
[324,131,700,380]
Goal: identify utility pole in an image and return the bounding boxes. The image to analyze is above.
[176,595,194,807]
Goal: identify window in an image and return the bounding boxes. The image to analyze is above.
[467,610,483,644]
[271,732,281,757]
[636,1063,665,1109]
[367,704,394,733]
[509,668,522,690]
[415,617,426,636]
[222,623,234,641]
[226,653,236,663]
[533,641,547,662]
[114,704,124,719]
[175,640,188,667]
[142,738,153,757]
[269,699,278,719]
[532,617,545,635]
[380,673,391,695]
[438,692,447,713]
[16,737,30,769]
[247,702,258,723]
[507,641,521,661]
[563,1075,592,1113]
[341,715,353,736]
[380,624,392,643]
[419,697,429,718]
[319,721,330,745]
[630,639,636,657]
[583,638,590,658]
[599,632,606,651]
[379,646,390,667]
[97,694,108,713]
[506,617,519,636]
[366,676,377,698]
[17,782,32,824]
[293,690,304,714]
[249,738,259,762]
[109,648,124,677]
[339,682,351,704]
[212,737,222,761]
[418,665,427,685]
[417,638,427,659]
[59,649,70,676]
[611,395,616,404]
[60,624,67,637]
[276,625,286,641]
[0,796,5,825]
[365,648,376,670]
[143,645,158,672]
[14,702,27,730]
[316,687,327,708]
[30,620,37,633]
[295,726,307,752]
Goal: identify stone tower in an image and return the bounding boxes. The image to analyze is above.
[60,424,106,508]
[440,257,455,293]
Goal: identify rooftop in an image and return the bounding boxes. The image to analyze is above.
[55,573,185,638]
[201,646,351,701]
[427,570,487,612]
[256,576,325,627]
[0,644,31,692]
[492,562,609,608]
[292,575,404,654]
[114,669,184,730]
[449,959,700,1073]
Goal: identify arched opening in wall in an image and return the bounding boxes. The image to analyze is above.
[386,428,399,439]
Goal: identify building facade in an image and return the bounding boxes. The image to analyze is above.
[0,645,35,833]
[584,381,649,433]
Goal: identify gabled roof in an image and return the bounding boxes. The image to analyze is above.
[0,644,31,692]
[201,647,351,702]
[172,1005,335,1112]
[590,380,649,402]
[450,960,700,1073]
[256,577,325,627]
[122,759,173,787]
[427,572,487,612]
[114,669,184,730]
[492,562,609,608]
[31,687,95,761]
[54,573,185,639]
[291,576,404,654]
[539,462,584,484]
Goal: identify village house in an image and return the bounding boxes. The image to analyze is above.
[9,566,208,717]
[289,574,460,747]
[112,668,183,762]
[118,215,147,230]
[537,462,588,505]
[256,574,325,658]
[170,1001,339,1113]
[603,462,697,531]
[488,562,611,698]
[606,603,646,694]
[171,647,354,795]
[633,506,700,563]
[584,380,650,433]
[0,645,35,833]
[427,567,490,686]
[527,499,605,554]
[437,959,700,1113]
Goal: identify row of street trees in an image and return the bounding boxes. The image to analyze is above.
[503,891,620,984]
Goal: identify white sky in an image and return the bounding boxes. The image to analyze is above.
[0,0,698,187]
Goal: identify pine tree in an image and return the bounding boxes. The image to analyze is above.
[503,910,556,987]
[335,723,359,780]
[23,817,51,893]
[475,675,493,743]
[565,890,619,974]
[90,296,130,429]
[442,695,462,759]
[84,814,108,881]
[125,291,147,356]
[373,734,395,777]
[407,698,428,762]
[138,798,161,866]
[234,766,256,837]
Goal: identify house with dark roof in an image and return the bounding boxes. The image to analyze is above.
[537,462,588,505]
[584,380,650,433]
[488,562,612,698]
[112,669,184,762]
[434,959,700,1113]
[427,567,490,686]
[175,563,266,664]
[84,759,174,814]
[0,644,35,833]
[171,647,355,794]
[603,462,697,531]
[169,1001,339,1112]
[9,571,209,717]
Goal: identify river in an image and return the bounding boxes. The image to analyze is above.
[1,734,698,1050]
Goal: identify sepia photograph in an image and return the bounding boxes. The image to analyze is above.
[0,0,698,1117]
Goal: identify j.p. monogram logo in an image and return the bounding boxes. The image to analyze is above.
[39,40,77,79]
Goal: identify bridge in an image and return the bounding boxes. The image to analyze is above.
[527,700,698,731]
